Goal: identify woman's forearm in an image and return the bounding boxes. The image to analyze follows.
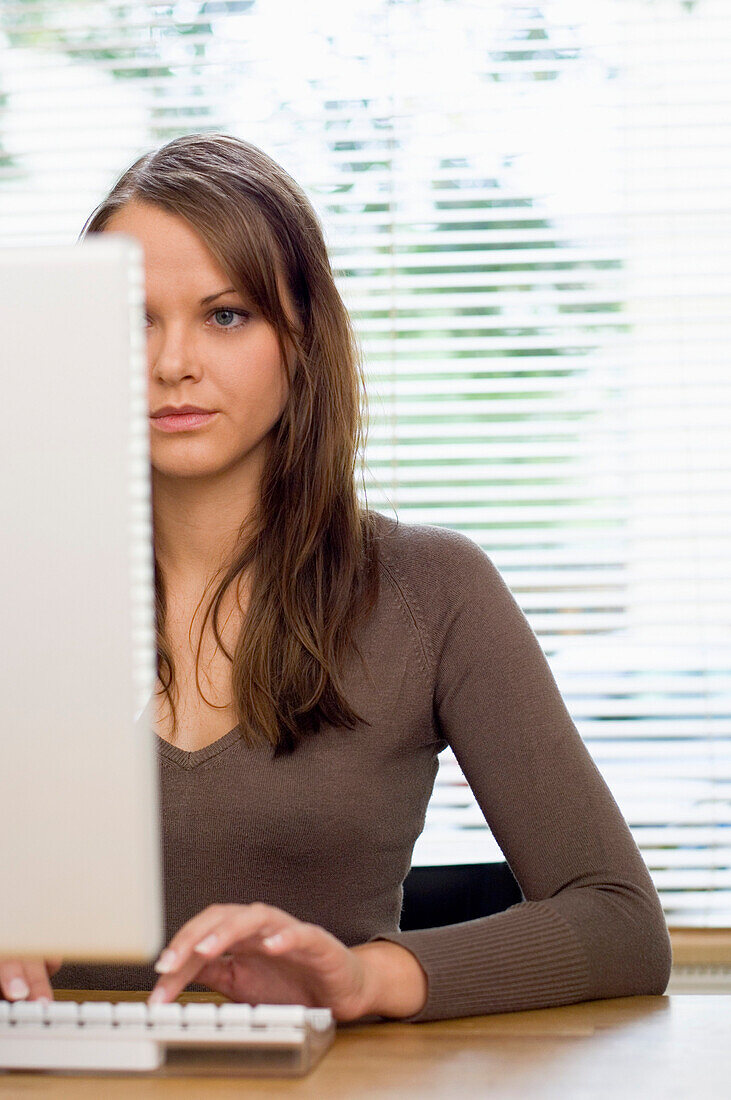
[350,940,428,1019]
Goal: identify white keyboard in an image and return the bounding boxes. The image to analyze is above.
[0,999,335,1075]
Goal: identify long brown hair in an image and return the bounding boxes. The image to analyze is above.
[78,132,383,756]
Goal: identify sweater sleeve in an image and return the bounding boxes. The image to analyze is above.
[367,527,672,1022]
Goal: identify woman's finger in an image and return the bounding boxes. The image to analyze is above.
[148,946,211,1005]
[152,904,239,976]
[150,929,272,1006]
[0,961,31,1001]
[154,903,281,978]
[189,906,297,963]
[194,956,239,1000]
[45,957,63,978]
[22,959,54,1001]
[197,916,326,967]
[148,904,298,1005]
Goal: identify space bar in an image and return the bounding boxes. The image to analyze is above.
[0,1033,164,1071]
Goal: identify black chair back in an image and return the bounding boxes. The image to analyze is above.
[400,861,522,931]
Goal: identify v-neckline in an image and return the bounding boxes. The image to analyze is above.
[156,725,242,769]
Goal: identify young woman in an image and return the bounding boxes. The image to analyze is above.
[0,133,671,1022]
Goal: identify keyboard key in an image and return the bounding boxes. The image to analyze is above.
[113,1001,148,1026]
[9,1001,44,1025]
[148,1002,183,1026]
[181,1003,218,1027]
[307,1008,334,1032]
[46,1001,79,1025]
[218,1003,252,1028]
[251,1004,307,1027]
[80,1001,115,1026]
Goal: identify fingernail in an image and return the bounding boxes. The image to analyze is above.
[262,933,284,949]
[7,978,29,1000]
[148,986,168,1004]
[154,949,177,974]
[194,934,218,955]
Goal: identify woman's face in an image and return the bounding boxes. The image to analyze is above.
[102,199,292,484]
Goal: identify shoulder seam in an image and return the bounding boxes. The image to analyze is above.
[377,554,436,680]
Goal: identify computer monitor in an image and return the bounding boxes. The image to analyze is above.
[0,236,163,961]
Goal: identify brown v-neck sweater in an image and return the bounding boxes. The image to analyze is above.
[52,511,672,1021]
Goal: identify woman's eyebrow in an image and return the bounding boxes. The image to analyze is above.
[199,286,237,305]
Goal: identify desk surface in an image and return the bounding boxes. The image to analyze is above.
[0,992,725,1098]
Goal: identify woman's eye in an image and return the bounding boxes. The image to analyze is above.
[144,309,250,330]
[209,308,249,330]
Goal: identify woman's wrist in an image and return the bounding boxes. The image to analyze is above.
[351,940,428,1019]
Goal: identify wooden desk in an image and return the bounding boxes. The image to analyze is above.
[0,993,726,1098]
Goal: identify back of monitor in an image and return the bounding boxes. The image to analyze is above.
[0,235,163,961]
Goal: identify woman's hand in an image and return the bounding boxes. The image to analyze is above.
[0,957,63,1001]
[148,903,375,1022]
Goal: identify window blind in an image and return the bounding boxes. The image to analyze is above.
[1,0,729,927]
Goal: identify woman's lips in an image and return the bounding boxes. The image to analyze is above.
[150,412,217,432]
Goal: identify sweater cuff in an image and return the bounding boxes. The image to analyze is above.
[366,899,591,1023]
